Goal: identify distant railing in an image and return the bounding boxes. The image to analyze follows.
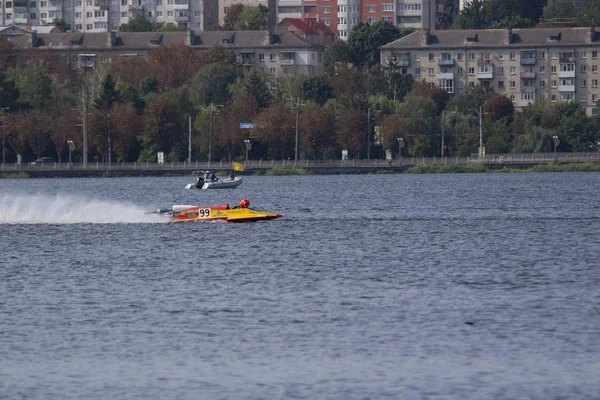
[2,153,599,172]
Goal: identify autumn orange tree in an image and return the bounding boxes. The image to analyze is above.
[336,108,367,158]
[215,89,258,161]
[251,103,295,160]
[299,104,337,159]
[377,113,410,157]
[147,44,205,92]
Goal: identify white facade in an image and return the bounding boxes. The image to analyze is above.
[0,0,215,32]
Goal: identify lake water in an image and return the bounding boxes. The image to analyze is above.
[1,173,599,399]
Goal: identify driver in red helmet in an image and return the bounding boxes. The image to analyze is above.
[239,199,250,209]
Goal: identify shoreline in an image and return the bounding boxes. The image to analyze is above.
[2,162,600,179]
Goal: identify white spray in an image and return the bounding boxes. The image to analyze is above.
[0,194,165,224]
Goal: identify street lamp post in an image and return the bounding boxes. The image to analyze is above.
[287,97,303,167]
[67,140,74,169]
[397,137,404,164]
[244,139,251,167]
[552,135,560,162]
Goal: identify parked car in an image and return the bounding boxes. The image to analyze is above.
[30,157,55,165]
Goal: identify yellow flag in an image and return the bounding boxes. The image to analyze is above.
[233,161,245,172]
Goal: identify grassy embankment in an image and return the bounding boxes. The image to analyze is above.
[405,162,600,174]
[0,172,30,179]
[266,168,313,176]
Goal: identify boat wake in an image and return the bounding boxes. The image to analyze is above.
[0,194,165,224]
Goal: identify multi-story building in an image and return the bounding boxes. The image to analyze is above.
[1,26,325,75]
[277,17,334,45]
[0,0,217,32]
[275,0,452,41]
[381,27,600,115]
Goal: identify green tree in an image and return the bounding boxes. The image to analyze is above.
[299,103,337,159]
[395,93,439,156]
[243,70,272,111]
[236,5,268,30]
[301,75,334,105]
[348,21,402,71]
[223,3,245,30]
[53,18,71,32]
[190,63,238,107]
[484,94,514,123]
[490,15,536,29]
[119,14,155,32]
[453,0,490,29]
[10,60,54,109]
[251,103,295,159]
[0,71,19,110]
[324,39,350,74]
[542,0,578,20]
[440,0,457,29]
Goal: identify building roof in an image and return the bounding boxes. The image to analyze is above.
[5,30,321,50]
[382,27,600,50]
[278,18,334,36]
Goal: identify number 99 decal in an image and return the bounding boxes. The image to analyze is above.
[198,208,211,218]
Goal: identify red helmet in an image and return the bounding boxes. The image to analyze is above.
[240,199,250,208]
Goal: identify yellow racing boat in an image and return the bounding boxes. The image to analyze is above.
[151,200,282,223]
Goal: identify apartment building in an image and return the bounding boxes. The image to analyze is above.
[381,27,600,115]
[0,0,217,32]
[276,0,451,40]
[1,26,325,75]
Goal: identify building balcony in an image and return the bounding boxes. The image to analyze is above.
[129,4,143,11]
[559,70,576,78]
[520,98,535,107]
[520,57,536,65]
[477,58,492,64]
[560,57,575,63]
[438,59,455,66]
[173,3,189,9]
[437,72,454,80]
[477,71,493,79]
[395,59,410,67]
[559,84,575,92]
[13,0,28,6]
[14,17,28,23]
[280,59,295,66]
[523,86,536,93]
[521,72,536,79]
[79,60,95,68]
[174,14,189,21]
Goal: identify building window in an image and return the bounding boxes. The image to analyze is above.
[323,19,330,26]
[581,51,587,58]
[457,67,463,75]
[581,65,587,73]
[551,52,557,59]
[540,80,545,87]
[382,4,394,11]
[428,68,434,75]
[593,50,598,59]
[75,24,82,30]
[368,5,375,12]
[156,11,162,16]
[438,79,453,94]
[540,51,546,59]
[468,67,474,75]
[581,79,587,87]
[498,81,504,88]
[593,79,598,87]
[367,17,376,23]
[270,53,275,61]
[551,80,557,87]
[510,66,515,74]
[551,65,557,73]
[415,55,420,62]
[415,67,420,76]
[469,81,475,88]
[593,65,598,73]
[593,94,598,101]
[540,65,546,73]
[429,53,434,61]
[510,52,516,60]
[510,80,515,88]
[498,66,504,74]
[337,5,346,12]
[30,12,36,18]
[259,53,264,62]
[322,6,329,13]
[457,53,463,60]
[511,95,516,102]
[337,17,347,25]
[86,24,92,29]
[469,53,475,61]
[269,67,276,74]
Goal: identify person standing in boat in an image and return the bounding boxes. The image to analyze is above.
[229,171,235,180]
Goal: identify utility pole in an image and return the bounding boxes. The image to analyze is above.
[188,115,192,163]
[209,103,213,165]
[441,110,445,159]
[0,107,9,165]
[107,113,111,169]
[367,108,371,160]
[479,106,483,158]
[295,96,299,166]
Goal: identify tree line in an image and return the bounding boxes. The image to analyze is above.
[1,20,599,165]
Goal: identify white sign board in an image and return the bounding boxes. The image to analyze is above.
[157,152,165,165]
[342,150,348,160]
